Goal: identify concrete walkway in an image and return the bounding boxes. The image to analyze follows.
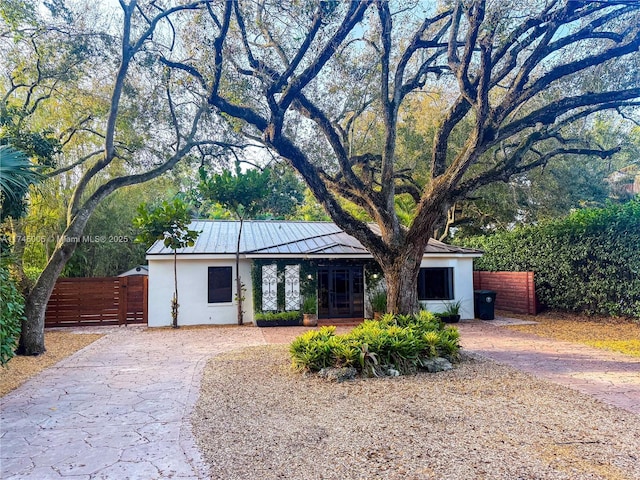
[1,319,638,479]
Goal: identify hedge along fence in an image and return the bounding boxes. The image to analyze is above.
[461,200,640,318]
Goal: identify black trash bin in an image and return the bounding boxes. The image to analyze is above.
[474,290,497,320]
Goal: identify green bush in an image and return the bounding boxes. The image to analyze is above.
[255,311,302,323]
[1,264,24,366]
[460,200,640,317]
[290,311,460,376]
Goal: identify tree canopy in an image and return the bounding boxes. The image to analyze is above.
[158,0,640,313]
[2,0,639,337]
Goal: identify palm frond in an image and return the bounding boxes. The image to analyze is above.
[0,145,44,201]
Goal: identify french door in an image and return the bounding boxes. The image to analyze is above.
[317,266,364,319]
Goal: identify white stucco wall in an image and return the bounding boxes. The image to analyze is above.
[418,257,475,320]
[148,254,477,326]
[147,256,254,327]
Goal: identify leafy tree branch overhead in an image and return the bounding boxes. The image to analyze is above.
[161,0,640,314]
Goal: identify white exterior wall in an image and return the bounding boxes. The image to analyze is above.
[147,256,254,327]
[148,254,478,326]
[418,257,475,320]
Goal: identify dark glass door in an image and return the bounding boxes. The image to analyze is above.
[318,266,364,319]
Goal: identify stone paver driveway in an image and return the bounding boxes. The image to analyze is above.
[1,326,266,479]
[457,319,640,415]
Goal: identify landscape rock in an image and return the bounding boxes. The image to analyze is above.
[421,357,453,373]
[318,367,358,382]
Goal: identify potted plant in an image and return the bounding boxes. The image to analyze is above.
[302,295,318,327]
[440,300,462,323]
[370,290,387,320]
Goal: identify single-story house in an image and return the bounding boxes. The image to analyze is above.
[146,220,482,327]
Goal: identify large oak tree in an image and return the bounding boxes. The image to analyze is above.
[162,0,640,313]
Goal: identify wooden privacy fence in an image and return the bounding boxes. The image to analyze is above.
[473,271,538,315]
[45,276,148,328]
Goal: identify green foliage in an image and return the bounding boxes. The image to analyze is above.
[197,161,304,220]
[288,327,337,370]
[462,200,640,317]
[290,312,460,376]
[261,165,305,219]
[0,262,24,365]
[255,311,302,323]
[451,154,621,239]
[198,161,271,220]
[132,198,199,250]
[63,183,164,277]
[0,145,44,220]
[442,300,462,316]
[294,189,330,221]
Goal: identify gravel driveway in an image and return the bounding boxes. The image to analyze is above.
[193,345,640,480]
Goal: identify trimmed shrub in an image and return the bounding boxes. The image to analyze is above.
[1,264,24,365]
[461,200,640,317]
[255,311,302,323]
[290,311,460,376]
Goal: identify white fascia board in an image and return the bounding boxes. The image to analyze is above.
[244,254,374,260]
[146,252,482,261]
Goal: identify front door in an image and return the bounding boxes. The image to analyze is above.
[317,266,364,319]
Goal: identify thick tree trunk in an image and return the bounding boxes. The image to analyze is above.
[379,243,425,315]
[17,234,80,355]
[17,212,90,355]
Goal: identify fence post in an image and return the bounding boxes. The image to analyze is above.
[118,277,128,326]
[143,275,148,325]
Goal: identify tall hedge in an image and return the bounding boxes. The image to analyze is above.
[460,200,640,317]
[1,263,25,365]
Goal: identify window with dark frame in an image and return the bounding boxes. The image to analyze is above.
[208,266,232,303]
[417,267,454,300]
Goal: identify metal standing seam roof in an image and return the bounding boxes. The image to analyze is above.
[145,220,482,257]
